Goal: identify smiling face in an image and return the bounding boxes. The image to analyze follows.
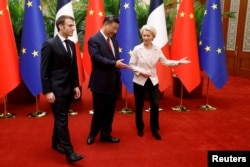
[141,29,154,46]
[101,15,120,38]
[102,22,119,38]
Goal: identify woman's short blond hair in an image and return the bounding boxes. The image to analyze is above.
[140,25,157,38]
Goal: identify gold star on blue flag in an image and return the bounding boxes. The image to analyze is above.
[116,0,140,93]
[198,0,228,89]
[20,0,47,96]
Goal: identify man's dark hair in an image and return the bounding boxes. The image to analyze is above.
[56,15,75,31]
[102,15,120,25]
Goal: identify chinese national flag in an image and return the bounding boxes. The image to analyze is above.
[82,0,105,76]
[171,0,201,92]
[0,0,21,98]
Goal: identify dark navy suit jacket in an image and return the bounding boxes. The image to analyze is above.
[41,35,79,97]
[88,32,121,94]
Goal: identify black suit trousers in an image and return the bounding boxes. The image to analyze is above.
[89,92,118,138]
[51,95,73,154]
[133,79,160,133]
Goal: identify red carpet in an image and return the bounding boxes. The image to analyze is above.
[1,76,250,167]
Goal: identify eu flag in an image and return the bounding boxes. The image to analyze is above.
[116,0,140,93]
[20,0,47,96]
[198,0,228,89]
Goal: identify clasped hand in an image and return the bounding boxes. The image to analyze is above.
[140,71,151,77]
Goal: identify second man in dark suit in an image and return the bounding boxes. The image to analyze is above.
[86,15,129,145]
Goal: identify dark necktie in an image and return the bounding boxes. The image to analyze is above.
[107,38,112,51]
[107,38,115,57]
[64,39,72,58]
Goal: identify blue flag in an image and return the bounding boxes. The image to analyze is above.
[116,0,140,93]
[20,0,47,96]
[198,0,228,89]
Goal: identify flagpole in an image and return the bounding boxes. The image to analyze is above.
[88,109,94,115]
[28,96,47,118]
[119,89,133,114]
[69,109,78,116]
[145,107,163,112]
[199,76,216,111]
[172,84,189,112]
[0,95,16,119]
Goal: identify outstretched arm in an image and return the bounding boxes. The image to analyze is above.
[178,57,191,64]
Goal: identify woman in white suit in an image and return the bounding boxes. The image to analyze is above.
[129,25,190,140]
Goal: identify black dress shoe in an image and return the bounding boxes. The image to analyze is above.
[152,132,161,140]
[137,130,144,137]
[66,152,84,162]
[87,136,95,145]
[52,144,65,154]
[100,136,120,143]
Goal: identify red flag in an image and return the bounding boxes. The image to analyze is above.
[55,0,85,85]
[171,0,201,92]
[0,1,21,98]
[82,0,105,76]
[147,0,171,92]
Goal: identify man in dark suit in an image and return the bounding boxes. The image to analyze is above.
[86,15,129,145]
[41,15,84,162]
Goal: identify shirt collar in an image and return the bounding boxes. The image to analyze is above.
[57,33,67,42]
[100,30,108,40]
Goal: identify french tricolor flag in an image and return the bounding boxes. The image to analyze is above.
[54,0,85,85]
[147,0,171,91]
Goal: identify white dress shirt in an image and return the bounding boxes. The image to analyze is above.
[100,30,115,56]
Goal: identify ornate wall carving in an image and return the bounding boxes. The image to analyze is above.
[243,1,250,52]
[226,0,240,51]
